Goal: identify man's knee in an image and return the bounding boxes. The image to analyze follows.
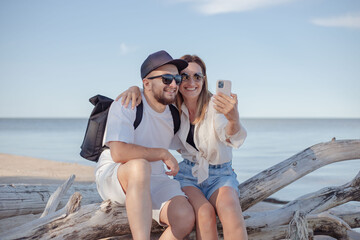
[118,159,151,188]
[129,159,151,178]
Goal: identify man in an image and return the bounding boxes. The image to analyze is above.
[95,50,195,240]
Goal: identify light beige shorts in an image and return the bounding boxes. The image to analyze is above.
[95,149,186,225]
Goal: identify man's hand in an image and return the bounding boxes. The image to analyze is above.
[160,149,179,176]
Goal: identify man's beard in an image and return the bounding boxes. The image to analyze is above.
[153,86,176,105]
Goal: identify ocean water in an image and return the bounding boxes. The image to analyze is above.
[0,118,359,201]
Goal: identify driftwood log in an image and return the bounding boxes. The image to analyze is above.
[239,138,360,210]
[0,139,359,239]
[0,182,101,219]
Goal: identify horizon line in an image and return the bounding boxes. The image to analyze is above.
[1,117,359,120]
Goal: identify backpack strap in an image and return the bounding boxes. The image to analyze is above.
[169,104,180,134]
[133,102,180,134]
[133,101,143,129]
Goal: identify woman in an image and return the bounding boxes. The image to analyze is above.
[120,55,248,239]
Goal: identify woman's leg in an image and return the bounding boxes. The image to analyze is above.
[159,196,195,240]
[209,186,248,240]
[183,186,218,240]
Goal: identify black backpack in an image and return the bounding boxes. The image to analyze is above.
[80,94,181,162]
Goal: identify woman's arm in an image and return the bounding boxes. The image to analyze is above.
[212,92,241,137]
[116,86,142,109]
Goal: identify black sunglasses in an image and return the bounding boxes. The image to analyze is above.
[181,72,204,82]
[147,74,182,85]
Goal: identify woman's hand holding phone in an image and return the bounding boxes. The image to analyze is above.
[214,80,241,138]
[213,91,239,123]
[214,80,238,121]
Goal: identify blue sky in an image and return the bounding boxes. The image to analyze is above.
[0,0,359,118]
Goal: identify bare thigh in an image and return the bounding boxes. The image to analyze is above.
[116,159,151,194]
[182,186,215,215]
[209,186,244,223]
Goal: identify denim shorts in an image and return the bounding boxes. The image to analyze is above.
[174,159,240,200]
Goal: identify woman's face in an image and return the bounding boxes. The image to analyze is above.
[179,62,204,101]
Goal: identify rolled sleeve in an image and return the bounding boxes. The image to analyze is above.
[224,125,247,148]
[214,111,247,149]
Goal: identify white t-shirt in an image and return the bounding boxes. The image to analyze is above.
[104,92,175,174]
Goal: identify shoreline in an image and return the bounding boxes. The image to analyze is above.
[0,153,95,184]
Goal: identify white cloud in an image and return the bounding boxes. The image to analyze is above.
[119,42,137,55]
[311,13,360,29]
[171,0,294,15]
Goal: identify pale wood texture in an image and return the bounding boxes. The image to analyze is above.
[244,171,360,228]
[0,139,359,239]
[1,193,83,239]
[40,174,76,217]
[239,139,360,211]
[0,183,101,219]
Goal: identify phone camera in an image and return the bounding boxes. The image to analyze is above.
[218,81,224,88]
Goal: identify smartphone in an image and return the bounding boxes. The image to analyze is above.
[216,80,232,96]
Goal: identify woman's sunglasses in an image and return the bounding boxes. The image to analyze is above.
[181,72,204,82]
[147,74,182,85]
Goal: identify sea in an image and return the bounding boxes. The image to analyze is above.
[0,118,359,202]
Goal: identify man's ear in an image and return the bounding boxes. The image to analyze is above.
[143,78,151,91]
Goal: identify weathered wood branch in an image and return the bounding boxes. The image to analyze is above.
[247,211,360,240]
[1,192,83,240]
[308,212,360,240]
[330,209,360,229]
[247,224,313,240]
[41,174,75,217]
[239,139,360,211]
[1,200,140,240]
[0,183,101,219]
[2,171,359,239]
[244,171,360,228]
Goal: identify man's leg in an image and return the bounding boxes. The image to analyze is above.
[117,159,152,240]
[182,186,218,240]
[209,186,248,240]
[159,196,195,240]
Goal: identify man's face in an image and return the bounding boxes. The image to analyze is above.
[146,64,179,105]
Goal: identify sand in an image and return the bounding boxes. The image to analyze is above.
[0,153,96,233]
[0,153,95,184]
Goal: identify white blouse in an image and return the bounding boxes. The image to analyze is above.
[173,98,247,183]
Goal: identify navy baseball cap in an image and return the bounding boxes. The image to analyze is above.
[140,50,188,79]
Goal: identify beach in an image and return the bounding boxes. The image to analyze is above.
[0,153,95,184]
[0,153,96,234]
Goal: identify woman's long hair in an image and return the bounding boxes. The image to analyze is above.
[176,55,212,124]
